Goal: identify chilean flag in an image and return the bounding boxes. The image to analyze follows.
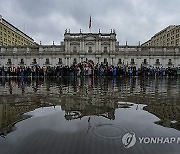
[89,15,91,29]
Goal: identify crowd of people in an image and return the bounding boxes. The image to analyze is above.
[0,62,179,77]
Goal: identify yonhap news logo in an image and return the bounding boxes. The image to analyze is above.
[122,132,180,149]
[122,132,136,148]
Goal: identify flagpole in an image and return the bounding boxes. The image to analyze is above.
[89,15,91,33]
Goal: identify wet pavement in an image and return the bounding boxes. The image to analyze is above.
[0,76,180,154]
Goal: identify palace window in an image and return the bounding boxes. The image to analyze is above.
[104,58,107,64]
[118,58,122,64]
[168,59,172,65]
[176,39,179,46]
[81,57,83,62]
[73,46,77,53]
[7,59,12,65]
[104,47,108,53]
[155,59,160,65]
[20,59,24,64]
[73,58,77,64]
[97,57,99,63]
[88,46,92,53]
[33,59,37,64]
[45,58,50,64]
[130,59,135,65]
[143,59,147,64]
[58,58,62,64]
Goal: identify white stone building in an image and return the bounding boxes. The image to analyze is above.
[0,30,180,68]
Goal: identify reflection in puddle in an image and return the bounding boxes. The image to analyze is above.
[144,104,180,130]
[0,77,180,154]
[89,123,129,141]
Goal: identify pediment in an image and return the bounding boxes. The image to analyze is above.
[86,42,95,45]
[101,41,110,45]
[84,35,96,41]
[70,41,80,45]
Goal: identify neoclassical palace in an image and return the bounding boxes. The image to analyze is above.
[0,30,180,68]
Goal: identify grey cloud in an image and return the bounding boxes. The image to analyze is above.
[0,0,180,45]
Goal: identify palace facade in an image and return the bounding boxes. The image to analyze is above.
[0,30,180,68]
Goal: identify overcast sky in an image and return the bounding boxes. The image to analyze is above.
[0,0,180,45]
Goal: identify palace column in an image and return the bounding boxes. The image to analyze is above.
[68,40,71,52]
[82,40,85,52]
[112,41,115,51]
[110,40,113,52]
[65,40,68,52]
[65,58,67,65]
[80,40,82,52]
[99,40,101,52]
[95,39,98,52]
